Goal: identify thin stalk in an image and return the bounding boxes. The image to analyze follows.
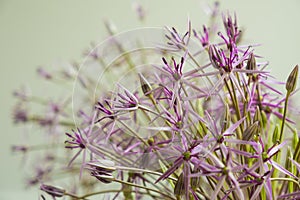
[181,84,202,137]
[223,78,242,140]
[87,143,134,166]
[116,166,177,181]
[114,178,176,200]
[139,105,169,140]
[29,116,75,127]
[65,189,162,199]
[270,177,300,189]
[229,77,243,131]
[279,92,290,142]
[118,119,148,146]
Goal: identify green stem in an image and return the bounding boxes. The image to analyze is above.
[116,166,177,181]
[229,77,243,130]
[224,78,242,140]
[279,92,290,142]
[114,178,176,200]
[270,177,300,189]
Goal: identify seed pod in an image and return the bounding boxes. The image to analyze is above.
[286,65,298,93]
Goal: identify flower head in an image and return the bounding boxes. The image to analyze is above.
[65,129,86,149]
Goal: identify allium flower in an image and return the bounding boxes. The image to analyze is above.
[12,4,300,200]
[193,25,210,48]
[112,84,140,112]
[65,129,86,149]
[65,129,87,167]
[12,106,28,123]
[37,67,52,80]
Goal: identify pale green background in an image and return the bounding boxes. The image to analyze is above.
[1,0,300,199]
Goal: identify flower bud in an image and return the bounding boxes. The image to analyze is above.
[242,122,259,141]
[246,53,256,76]
[91,172,114,184]
[286,65,298,93]
[139,73,152,96]
[86,160,116,184]
[40,184,65,198]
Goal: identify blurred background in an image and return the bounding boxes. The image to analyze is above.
[1,0,300,199]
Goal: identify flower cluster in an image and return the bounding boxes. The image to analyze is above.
[12,3,300,200]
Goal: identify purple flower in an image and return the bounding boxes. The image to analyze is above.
[65,129,86,149]
[162,56,185,81]
[95,100,115,120]
[221,13,240,46]
[11,145,28,153]
[65,128,87,168]
[193,25,210,47]
[37,67,52,80]
[12,106,28,123]
[12,8,300,200]
[112,84,139,112]
[164,24,192,52]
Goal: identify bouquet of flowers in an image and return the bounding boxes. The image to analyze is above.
[12,3,300,200]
